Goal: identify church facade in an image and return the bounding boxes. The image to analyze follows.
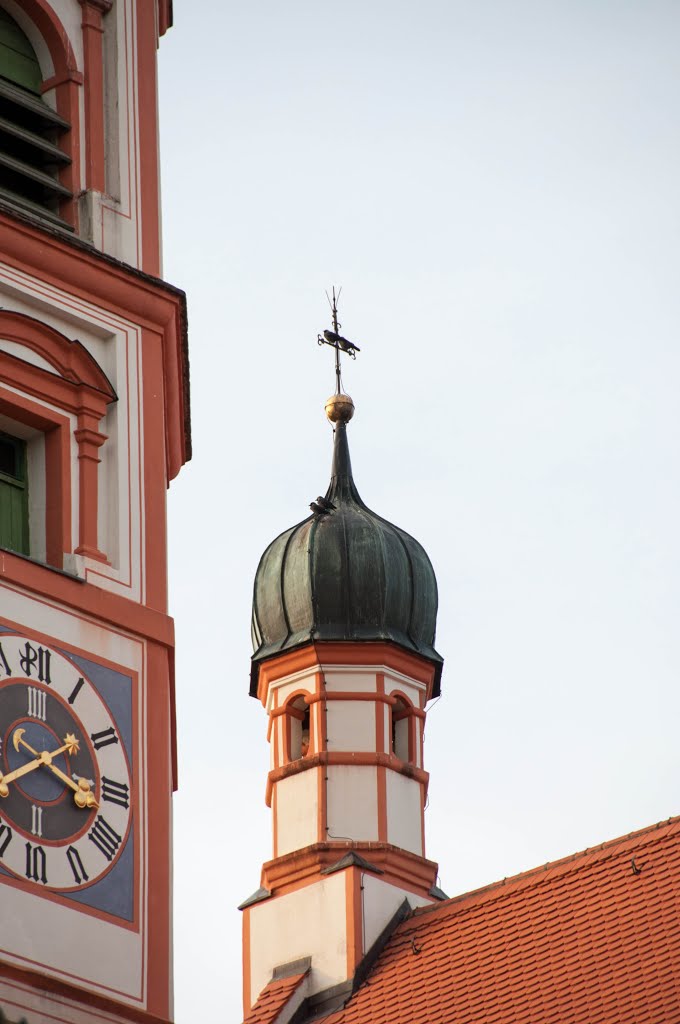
[0,3,189,1022]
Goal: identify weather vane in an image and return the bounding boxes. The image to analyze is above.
[317,286,360,395]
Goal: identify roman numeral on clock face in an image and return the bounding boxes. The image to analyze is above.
[19,643,51,684]
[0,823,12,857]
[90,726,119,750]
[27,686,47,721]
[25,842,47,884]
[88,816,122,862]
[68,676,85,705]
[30,805,43,837]
[67,845,89,885]
[101,777,130,809]
[0,642,11,677]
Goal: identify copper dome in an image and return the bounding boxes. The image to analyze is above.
[250,418,443,696]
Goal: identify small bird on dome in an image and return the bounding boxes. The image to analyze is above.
[316,496,337,511]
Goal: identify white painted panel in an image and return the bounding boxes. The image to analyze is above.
[381,704,390,755]
[323,669,377,691]
[326,766,378,843]
[0,885,143,1003]
[361,874,432,952]
[248,872,348,1005]
[275,770,319,856]
[386,771,423,855]
[326,700,375,753]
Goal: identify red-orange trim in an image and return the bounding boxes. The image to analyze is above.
[265,750,428,811]
[146,641,173,1018]
[268,751,429,787]
[242,905,252,1015]
[257,642,436,703]
[157,0,173,36]
[0,961,170,1024]
[260,842,438,900]
[78,1,111,192]
[316,671,327,841]
[0,311,115,396]
[307,689,397,705]
[0,310,117,563]
[0,553,175,647]
[376,674,388,843]
[346,868,363,976]
[136,2,161,275]
[0,209,190,480]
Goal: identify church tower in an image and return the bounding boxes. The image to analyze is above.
[242,318,444,1018]
[0,3,189,1023]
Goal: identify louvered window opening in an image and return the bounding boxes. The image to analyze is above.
[0,9,72,230]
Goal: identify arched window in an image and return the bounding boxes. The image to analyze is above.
[286,696,311,762]
[0,8,71,227]
[391,696,412,763]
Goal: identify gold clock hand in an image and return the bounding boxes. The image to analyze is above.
[14,729,80,761]
[0,755,44,794]
[10,729,97,809]
[44,761,98,809]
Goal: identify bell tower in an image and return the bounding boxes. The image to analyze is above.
[242,314,444,1018]
[0,3,189,1024]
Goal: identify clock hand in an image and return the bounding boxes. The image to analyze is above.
[45,761,98,809]
[13,728,80,760]
[0,755,44,795]
[11,729,98,809]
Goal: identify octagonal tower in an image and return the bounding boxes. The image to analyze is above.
[242,378,445,1018]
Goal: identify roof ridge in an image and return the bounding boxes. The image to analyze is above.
[409,813,680,926]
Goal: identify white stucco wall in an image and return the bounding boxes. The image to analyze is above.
[248,872,348,1005]
[326,699,376,752]
[386,771,423,855]
[326,765,378,843]
[275,769,319,856]
[361,874,432,951]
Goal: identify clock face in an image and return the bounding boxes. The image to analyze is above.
[0,634,132,892]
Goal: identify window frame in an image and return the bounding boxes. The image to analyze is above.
[0,429,29,555]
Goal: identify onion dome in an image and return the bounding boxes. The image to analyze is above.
[250,395,443,696]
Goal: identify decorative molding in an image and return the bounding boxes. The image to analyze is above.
[0,310,116,398]
[260,841,439,898]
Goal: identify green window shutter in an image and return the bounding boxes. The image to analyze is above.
[0,9,72,228]
[0,433,29,556]
[0,10,41,94]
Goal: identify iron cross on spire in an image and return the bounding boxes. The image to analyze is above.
[317,286,361,394]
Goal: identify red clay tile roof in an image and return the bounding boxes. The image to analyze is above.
[322,816,680,1024]
[243,968,308,1024]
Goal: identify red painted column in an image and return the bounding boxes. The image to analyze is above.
[79,0,113,193]
[74,403,109,563]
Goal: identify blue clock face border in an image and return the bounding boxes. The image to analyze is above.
[0,624,135,924]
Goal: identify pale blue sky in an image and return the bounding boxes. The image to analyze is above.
[158,3,680,1019]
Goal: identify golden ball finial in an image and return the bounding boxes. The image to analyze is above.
[325,392,355,423]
